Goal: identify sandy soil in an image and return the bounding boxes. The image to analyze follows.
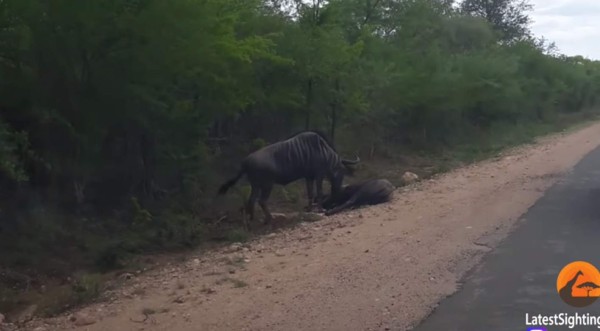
[12,120,600,331]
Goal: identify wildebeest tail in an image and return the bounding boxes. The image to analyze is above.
[218,168,245,195]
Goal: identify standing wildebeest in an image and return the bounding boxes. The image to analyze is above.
[217,131,360,223]
[320,179,395,216]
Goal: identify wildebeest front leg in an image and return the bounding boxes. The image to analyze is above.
[246,184,260,222]
[259,183,274,223]
[305,179,315,211]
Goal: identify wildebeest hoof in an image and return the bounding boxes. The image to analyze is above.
[271,213,288,222]
[313,206,326,213]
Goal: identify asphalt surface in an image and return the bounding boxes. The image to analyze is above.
[411,146,600,331]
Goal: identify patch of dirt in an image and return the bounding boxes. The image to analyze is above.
[12,121,600,331]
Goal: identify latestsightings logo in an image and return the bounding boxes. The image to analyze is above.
[524,262,600,329]
[556,261,600,308]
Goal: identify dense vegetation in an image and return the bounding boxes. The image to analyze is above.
[2,0,600,315]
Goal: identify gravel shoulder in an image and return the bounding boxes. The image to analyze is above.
[15,120,600,331]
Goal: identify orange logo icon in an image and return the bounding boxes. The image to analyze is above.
[556,261,600,307]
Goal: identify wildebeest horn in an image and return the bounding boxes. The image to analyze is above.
[342,156,360,165]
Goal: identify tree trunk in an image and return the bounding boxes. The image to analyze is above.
[330,78,340,144]
[140,131,156,200]
[330,103,336,144]
[305,78,313,130]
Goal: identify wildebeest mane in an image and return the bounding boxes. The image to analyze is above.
[284,129,336,152]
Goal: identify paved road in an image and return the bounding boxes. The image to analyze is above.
[411,146,600,331]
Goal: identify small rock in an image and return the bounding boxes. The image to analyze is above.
[72,313,96,326]
[274,251,285,257]
[401,171,419,185]
[202,287,216,294]
[228,243,243,252]
[33,327,47,331]
[17,304,37,323]
[364,249,369,253]
[267,233,277,238]
[228,269,236,274]
[265,284,273,289]
[174,296,186,304]
[193,259,201,266]
[120,273,134,280]
[271,213,288,221]
[299,234,312,241]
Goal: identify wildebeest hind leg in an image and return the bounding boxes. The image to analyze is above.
[305,179,315,211]
[324,198,356,216]
[259,183,274,223]
[315,179,325,212]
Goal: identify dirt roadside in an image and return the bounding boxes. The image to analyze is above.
[13,120,600,331]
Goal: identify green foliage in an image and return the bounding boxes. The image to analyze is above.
[0,119,29,182]
[251,138,267,151]
[225,227,251,243]
[71,273,102,304]
[131,197,153,228]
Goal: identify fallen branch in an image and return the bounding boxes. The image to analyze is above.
[213,215,227,226]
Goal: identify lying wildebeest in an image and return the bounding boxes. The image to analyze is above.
[320,179,395,216]
[217,131,360,223]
